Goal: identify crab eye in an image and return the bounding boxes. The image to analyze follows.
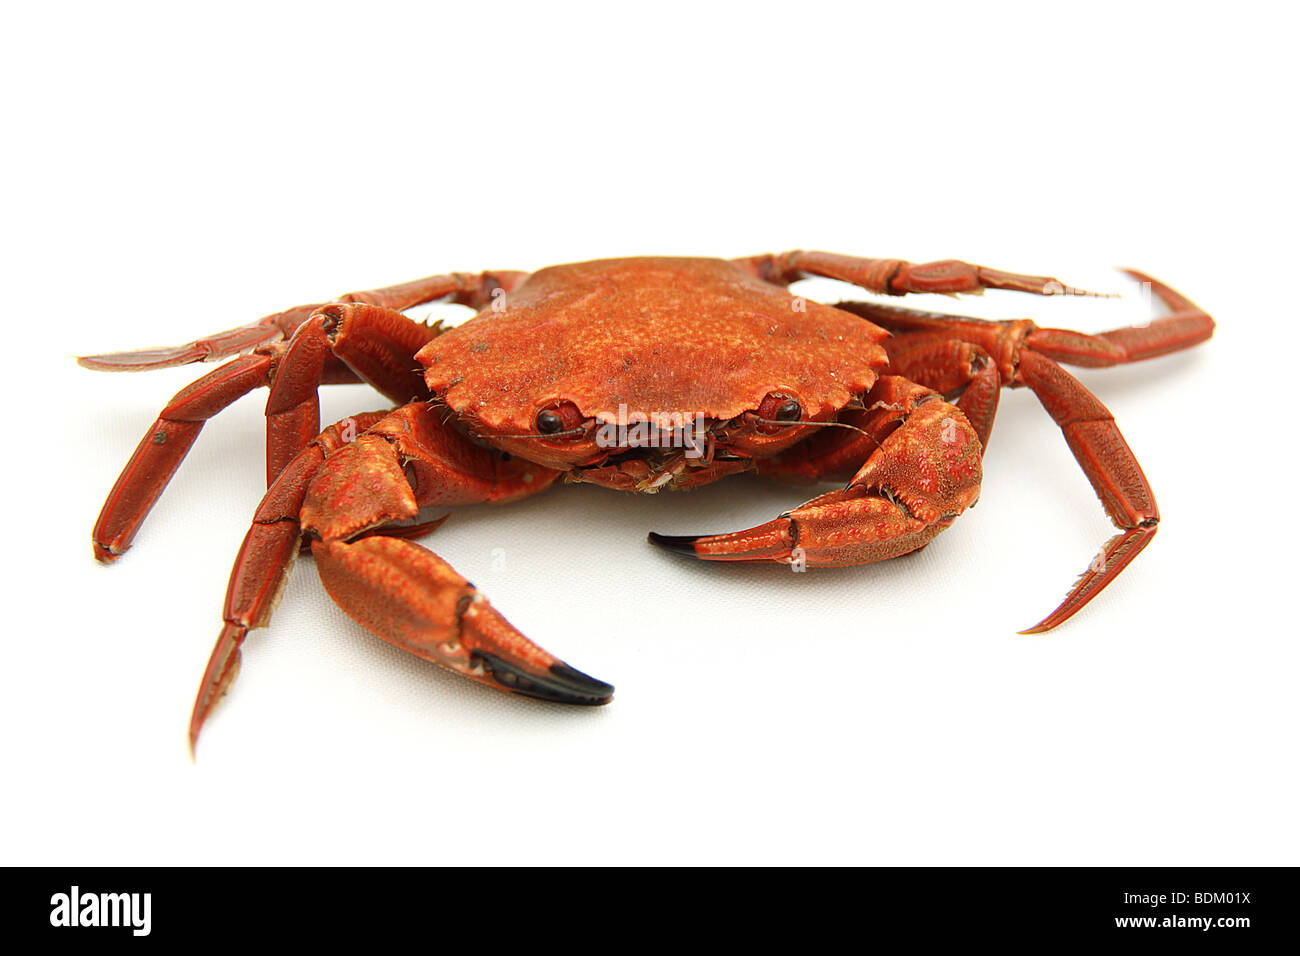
[537,409,564,433]
[758,392,803,424]
[535,400,584,438]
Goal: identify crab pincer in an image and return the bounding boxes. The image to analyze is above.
[187,403,608,752]
[312,536,613,705]
[650,378,983,568]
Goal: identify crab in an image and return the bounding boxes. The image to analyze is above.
[81,252,1214,750]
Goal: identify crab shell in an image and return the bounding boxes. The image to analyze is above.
[417,257,890,473]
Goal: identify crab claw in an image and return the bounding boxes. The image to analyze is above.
[652,386,983,569]
[650,488,954,568]
[313,536,612,706]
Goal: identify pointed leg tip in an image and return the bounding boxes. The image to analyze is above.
[187,627,244,754]
[76,352,136,371]
[92,540,125,563]
[76,353,136,371]
[1020,603,1082,634]
[75,345,207,371]
[187,699,212,760]
[187,703,211,759]
[647,531,702,557]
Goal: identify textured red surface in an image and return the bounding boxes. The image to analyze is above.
[420,257,889,435]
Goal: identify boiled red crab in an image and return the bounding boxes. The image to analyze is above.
[80,252,1214,750]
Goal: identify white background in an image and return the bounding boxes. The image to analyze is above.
[3,1,1296,865]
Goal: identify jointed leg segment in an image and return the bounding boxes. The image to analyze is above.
[831,268,1213,631]
[91,346,358,561]
[189,403,603,751]
[653,377,984,567]
[86,269,529,562]
[737,250,1100,298]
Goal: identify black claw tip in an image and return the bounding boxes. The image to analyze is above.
[473,652,613,705]
[647,531,702,557]
[548,663,615,701]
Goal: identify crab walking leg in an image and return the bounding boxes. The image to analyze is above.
[842,273,1211,630]
[652,378,982,566]
[1014,351,1160,634]
[88,272,531,559]
[884,336,1163,632]
[263,302,442,483]
[91,348,360,562]
[190,403,602,752]
[77,304,326,372]
[92,301,460,562]
[190,412,390,752]
[1024,269,1215,365]
[76,269,531,372]
[737,250,1100,298]
[836,270,1214,377]
[335,269,531,312]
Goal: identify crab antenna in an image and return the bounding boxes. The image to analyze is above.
[750,417,873,437]
[488,428,589,440]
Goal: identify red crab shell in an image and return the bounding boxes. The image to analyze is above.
[417,257,890,468]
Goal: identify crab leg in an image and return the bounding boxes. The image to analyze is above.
[738,250,1100,298]
[262,302,442,483]
[651,377,982,566]
[879,332,1159,631]
[87,270,531,560]
[653,352,1161,632]
[190,411,390,751]
[838,270,1214,378]
[77,304,326,372]
[88,308,423,563]
[1013,351,1159,633]
[190,403,603,753]
[834,272,1213,631]
[91,347,359,561]
[1024,269,1215,365]
[77,269,530,372]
